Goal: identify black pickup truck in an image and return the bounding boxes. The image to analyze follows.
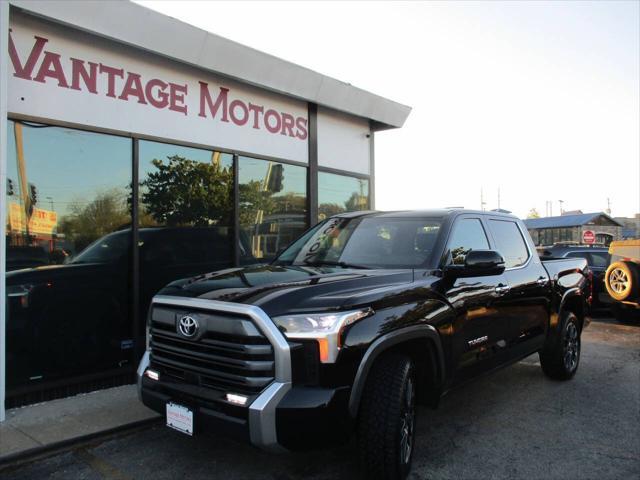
[137,210,592,479]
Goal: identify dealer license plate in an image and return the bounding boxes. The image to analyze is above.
[166,402,193,436]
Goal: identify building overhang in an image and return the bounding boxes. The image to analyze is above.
[8,0,411,131]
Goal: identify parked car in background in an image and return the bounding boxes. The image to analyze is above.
[6,246,50,271]
[6,226,249,392]
[605,240,640,321]
[538,244,610,309]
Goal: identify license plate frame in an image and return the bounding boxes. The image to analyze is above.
[166,402,194,436]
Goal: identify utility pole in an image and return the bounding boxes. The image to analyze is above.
[15,122,31,239]
[480,187,486,211]
[558,199,564,216]
[606,198,611,215]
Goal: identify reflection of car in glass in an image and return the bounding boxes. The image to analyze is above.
[604,240,640,321]
[6,226,242,393]
[538,245,610,309]
[138,210,592,479]
[6,246,50,271]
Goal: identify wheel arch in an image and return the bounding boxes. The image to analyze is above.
[560,288,586,330]
[348,325,445,418]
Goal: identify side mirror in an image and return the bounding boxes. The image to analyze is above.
[444,250,506,278]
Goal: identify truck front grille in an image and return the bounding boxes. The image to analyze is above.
[149,306,275,396]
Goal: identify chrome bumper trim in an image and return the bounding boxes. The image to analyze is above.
[141,295,292,450]
[136,350,150,402]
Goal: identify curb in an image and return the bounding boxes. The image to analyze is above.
[0,416,162,471]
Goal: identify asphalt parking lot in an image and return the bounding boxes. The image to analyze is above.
[2,314,639,480]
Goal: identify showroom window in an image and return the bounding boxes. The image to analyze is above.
[238,156,307,262]
[318,171,369,221]
[5,120,133,391]
[137,141,235,320]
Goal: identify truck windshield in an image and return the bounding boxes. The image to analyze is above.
[276,216,443,269]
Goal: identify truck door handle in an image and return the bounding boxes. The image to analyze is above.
[536,277,548,286]
[495,284,511,295]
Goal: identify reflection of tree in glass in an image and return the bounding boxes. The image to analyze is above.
[345,192,368,211]
[451,246,470,265]
[239,180,275,226]
[319,191,368,221]
[319,203,344,220]
[58,189,129,253]
[141,156,233,227]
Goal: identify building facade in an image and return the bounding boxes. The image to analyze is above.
[524,212,623,247]
[0,1,410,417]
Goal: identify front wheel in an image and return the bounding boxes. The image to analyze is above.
[539,311,581,380]
[357,354,416,480]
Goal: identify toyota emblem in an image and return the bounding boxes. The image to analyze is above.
[178,315,199,338]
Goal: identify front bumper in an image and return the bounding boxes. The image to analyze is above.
[138,352,351,451]
[137,295,351,452]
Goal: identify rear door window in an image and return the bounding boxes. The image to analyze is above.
[567,251,610,268]
[446,218,490,265]
[488,220,530,268]
[589,252,610,268]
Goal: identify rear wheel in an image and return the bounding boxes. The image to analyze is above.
[539,311,581,380]
[357,354,416,480]
[605,261,638,302]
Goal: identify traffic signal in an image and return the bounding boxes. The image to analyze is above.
[29,183,38,205]
[267,164,284,193]
[7,178,15,196]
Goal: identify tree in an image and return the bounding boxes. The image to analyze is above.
[238,180,276,227]
[345,192,368,212]
[318,203,344,220]
[58,189,129,252]
[140,156,233,226]
[527,208,541,219]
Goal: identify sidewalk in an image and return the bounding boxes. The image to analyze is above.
[0,385,160,463]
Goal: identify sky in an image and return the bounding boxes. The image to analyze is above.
[138,0,640,219]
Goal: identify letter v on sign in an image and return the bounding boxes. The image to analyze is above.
[8,29,48,80]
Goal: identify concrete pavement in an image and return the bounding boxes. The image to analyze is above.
[0,385,159,461]
[1,316,638,479]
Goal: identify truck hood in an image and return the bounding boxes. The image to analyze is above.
[6,262,112,284]
[157,264,420,316]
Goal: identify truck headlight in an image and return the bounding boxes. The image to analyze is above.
[273,309,373,363]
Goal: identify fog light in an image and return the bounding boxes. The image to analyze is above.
[225,393,248,406]
[145,369,160,381]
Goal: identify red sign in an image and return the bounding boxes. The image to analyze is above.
[7,30,308,140]
[583,230,596,244]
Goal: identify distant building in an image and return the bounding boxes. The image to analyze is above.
[615,214,640,239]
[524,212,623,246]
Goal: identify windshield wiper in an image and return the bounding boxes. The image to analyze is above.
[302,259,370,270]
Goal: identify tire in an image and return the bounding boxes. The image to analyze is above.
[605,261,638,302]
[539,311,581,380]
[357,354,416,480]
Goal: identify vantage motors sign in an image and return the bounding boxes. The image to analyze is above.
[7,13,309,162]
